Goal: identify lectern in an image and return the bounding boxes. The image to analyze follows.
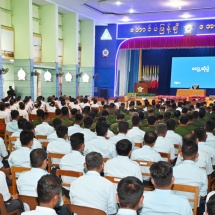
[134,82,148,94]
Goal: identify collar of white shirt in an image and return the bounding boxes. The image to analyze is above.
[30,167,47,173]
[71,150,83,156]
[157,136,164,140]
[95,136,106,140]
[20,147,31,151]
[132,127,139,130]
[167,130,175,134]
[117,133,126,137]
[198,141,206,146]
[154,189,174,195]
[42,122,49,125]
[73,124,81,128]
[86,171,100,176]
[117,208,137,215]
[206,132,213,136]
[182,160,195,165]
[117,155,129,160]
[143,145,151,150]
[34,206,58,215]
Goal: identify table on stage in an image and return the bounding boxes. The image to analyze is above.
[176,89,206,97]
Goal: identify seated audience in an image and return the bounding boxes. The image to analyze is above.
[175,115,191,137]
[49,108,61,126]
[116,176,144,215]
[0,102,10,123]
[69,152,117,214]
[144,116,156,132]
[32,109,44,127]
[85,121,116,158]
[47,101,56,112]
[61,107,73,127]
[11,118,27,137]
[35,112,55,136]
[59,133,85,197]
[80,116,96,142]
[131,131,161,183]
[18,102,29,121]
[47,118,62,142]
[68,114,83,136]
[104,139,142,181]
[8,130,33,168]
[110,114,125,134]
[6,110,19,132]
[205,120,215,148]
[140,161,192,215]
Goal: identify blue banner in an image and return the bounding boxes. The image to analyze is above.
[117,19,215,39]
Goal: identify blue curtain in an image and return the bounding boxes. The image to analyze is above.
[128,50,140,92]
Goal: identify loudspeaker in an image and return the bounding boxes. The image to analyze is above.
[100,88,108,100]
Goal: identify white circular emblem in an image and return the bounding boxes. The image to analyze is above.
[102,49,109,57]
[44,70,52,82]
[65,72,72,82]
[17,68,26,81]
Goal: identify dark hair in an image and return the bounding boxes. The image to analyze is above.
[194,128,206,142]
[207,193,215,215]
[199,109,206,118]
[166,119,176,130]
[150,161,173,188]
[11,110,19,119]
[36,109,44,118]
[42,112,49,121]
[70,133,84,150]
[85,152,103,170]
[55,108,61,116]
[83,117,93,129]
[96,121,108,136]
[156,123,167,135]
[206,120,215,132]
[118,122,129,133]
[30,149,47,167]
[117,114,125,120]
[164,112,171,120]
[19,102,25,110]
[56,125,68,138]
[61,107,69,116]
[144,131,157,145]
[37,175,62,204]
[179,116,188,125]
[75,114,83,123]
[71,108,78,116]
[53,118,62,130]
[116,139,132,156]
[182,141,198,157]
[23,121,34,131]
[117,176,144,209]
[132,116,140,126]
[18,118,27,129]
[147,116,156,125]
[20,130,34,146]
[101,110,109,117]
[174,110,181,118]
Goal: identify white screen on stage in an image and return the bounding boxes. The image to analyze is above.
[170,56,215,88]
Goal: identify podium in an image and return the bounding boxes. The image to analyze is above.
[134,82,148,94]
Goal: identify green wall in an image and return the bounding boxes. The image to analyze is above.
[2,63,14,97]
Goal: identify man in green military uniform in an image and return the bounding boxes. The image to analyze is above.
[175,115,191,137]
[110,114,125,134]
[33,109,44,127]
[144,116,156,132]
[61,107,74,127]
[49,108,61,126]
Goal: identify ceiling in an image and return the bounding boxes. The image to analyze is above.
[33,0,215,25]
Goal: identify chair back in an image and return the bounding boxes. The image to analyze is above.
[35,135,47,140]
[103,158,109,163]
[104,176,121,184]
[134,143,143,148]
[48,153,65,173]
[18,195,38,210]
[29,114,38,122]
[172,184,199,215]
[9,136,17,153]
[0,194,20,215]
[134,160,155,177]
[174,144,181,156]
[42,141,49,151]
[159,152,171,163]
[56,169,83,187]
[4,131,12,149]
[11,166,31,195]
[67,204,106,215]
[0,118,6,138]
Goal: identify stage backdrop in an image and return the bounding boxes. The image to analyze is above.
[117,48,215,96]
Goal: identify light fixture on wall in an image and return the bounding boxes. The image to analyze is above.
[31,70,40,76]
[65,72,72,82]
[17,68,26,80]
[56,72,64,77]
[93,73,99,79]
[44,70,52,82]
[82,73,90,83]
[0,67,9,75]
[76,72,83,78]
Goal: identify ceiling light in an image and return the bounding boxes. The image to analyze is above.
[121,17,131,22]
[129,9,134,13]
[115,1,122,6]
[180,13,192,19]
[166,0,187,8]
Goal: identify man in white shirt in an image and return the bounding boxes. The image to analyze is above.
[165,119,182,146]
[104,139,142,181]
[80,116,96,142]
[60,133,85,197]
[47,118,62,142]
[17,148,48,197]
[6,110,19,132]
[22,175,70,215]
[110,122,134,147]
[173,141,208,210]
[116,176,144,215]
[68,114,83,136]
[126,116,145,143]
[131,131,161,182]
[194,127,215,164]
[70,152,117,214]
[47,125,71,164]
[140,161,192,215]
[11,118,27,137]
[153,123,175,161]
[0,103,10,124]
[35,112,55,136]
[85,121,116,158]
[205,120,215,148]
[0,171,23,214]
[8,130,33,168]
[90,99,99,108]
